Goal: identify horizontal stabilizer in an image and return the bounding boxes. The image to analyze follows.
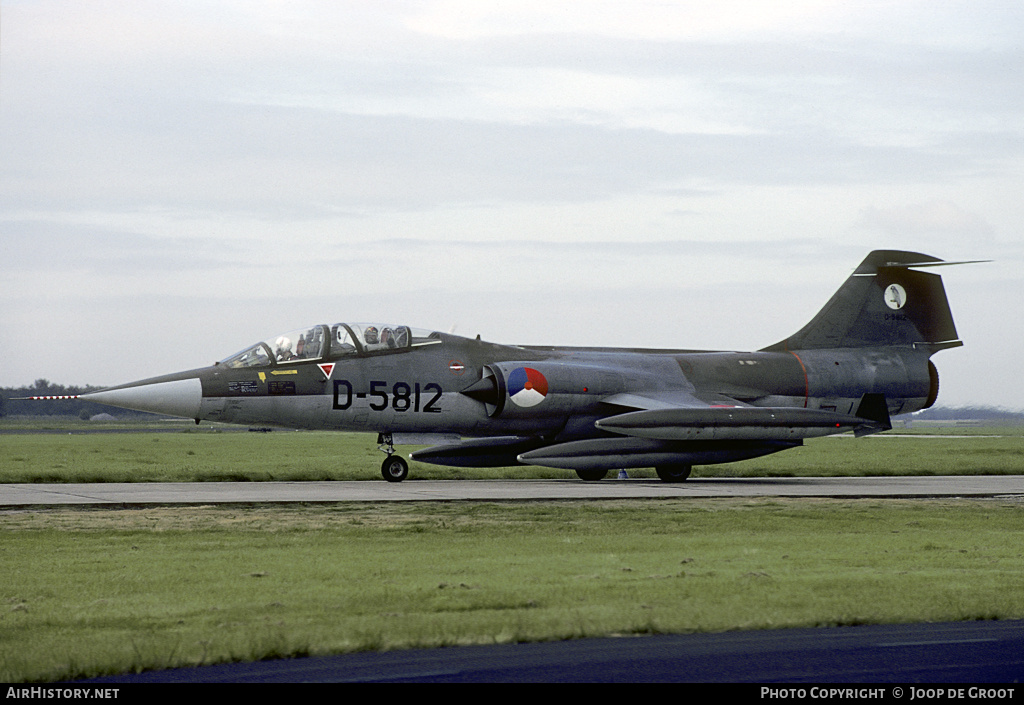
[596,406,867,441]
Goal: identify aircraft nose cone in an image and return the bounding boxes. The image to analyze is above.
[81,377,203,419]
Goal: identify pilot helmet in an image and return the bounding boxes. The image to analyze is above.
[275,336,293,355]
[364,326,379,344]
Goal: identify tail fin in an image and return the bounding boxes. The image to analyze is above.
[763,250,963,353]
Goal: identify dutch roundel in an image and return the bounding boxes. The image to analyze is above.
[508,367,549,407]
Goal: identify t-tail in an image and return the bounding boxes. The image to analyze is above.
[762,250,968,354]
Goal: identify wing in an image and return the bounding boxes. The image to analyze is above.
[410,388,891,470]
[599,390,747,411]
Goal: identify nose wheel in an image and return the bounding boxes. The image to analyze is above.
[381,455,409,482]
[378,433,409,482]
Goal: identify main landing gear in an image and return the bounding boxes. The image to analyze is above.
[378,433,409,482]
[655,464,692,482]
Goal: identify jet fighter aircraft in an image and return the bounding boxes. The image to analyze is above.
[74,250,966,482]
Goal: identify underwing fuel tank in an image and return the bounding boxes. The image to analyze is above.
[409,436,548,467]
[516,437,800,471]
[595,406,875,441]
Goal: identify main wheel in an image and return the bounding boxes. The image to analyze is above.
[655,464,692,483]
[381,455,409,482]
[575,468,609,481]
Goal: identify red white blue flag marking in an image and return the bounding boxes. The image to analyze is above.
[508,367,548,407]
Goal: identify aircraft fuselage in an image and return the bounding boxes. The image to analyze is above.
[99,334,934,440]
[77,250,964,481]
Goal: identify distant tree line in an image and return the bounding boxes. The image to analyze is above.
[909,406,1024,422]
[0,380,159,419]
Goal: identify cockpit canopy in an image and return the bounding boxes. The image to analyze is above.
[219,323,441,369]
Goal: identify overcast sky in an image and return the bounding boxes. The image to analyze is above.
[2,1,1022,410]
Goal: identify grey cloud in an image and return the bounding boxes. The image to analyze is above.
[3,104,986,217]
[0,221,235,274]
[856,201,996,240]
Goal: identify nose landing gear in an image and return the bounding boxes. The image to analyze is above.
[378,433,409,482]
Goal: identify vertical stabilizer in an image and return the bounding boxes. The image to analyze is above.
[763,250,961,353]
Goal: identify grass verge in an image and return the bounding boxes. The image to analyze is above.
[3,425,1024,482]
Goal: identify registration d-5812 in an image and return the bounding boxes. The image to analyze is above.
[333,380,442,413]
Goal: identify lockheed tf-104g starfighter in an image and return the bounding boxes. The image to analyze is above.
[66,250,967,482]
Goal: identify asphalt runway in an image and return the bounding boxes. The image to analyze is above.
[81,619,1024,683]
[3,475,1023,506]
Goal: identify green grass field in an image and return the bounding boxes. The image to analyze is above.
[1,421,1023,682]
[3,420,1023,482]
[3,499,1024,682]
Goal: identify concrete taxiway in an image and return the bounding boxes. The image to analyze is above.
[3,475,1023,506]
